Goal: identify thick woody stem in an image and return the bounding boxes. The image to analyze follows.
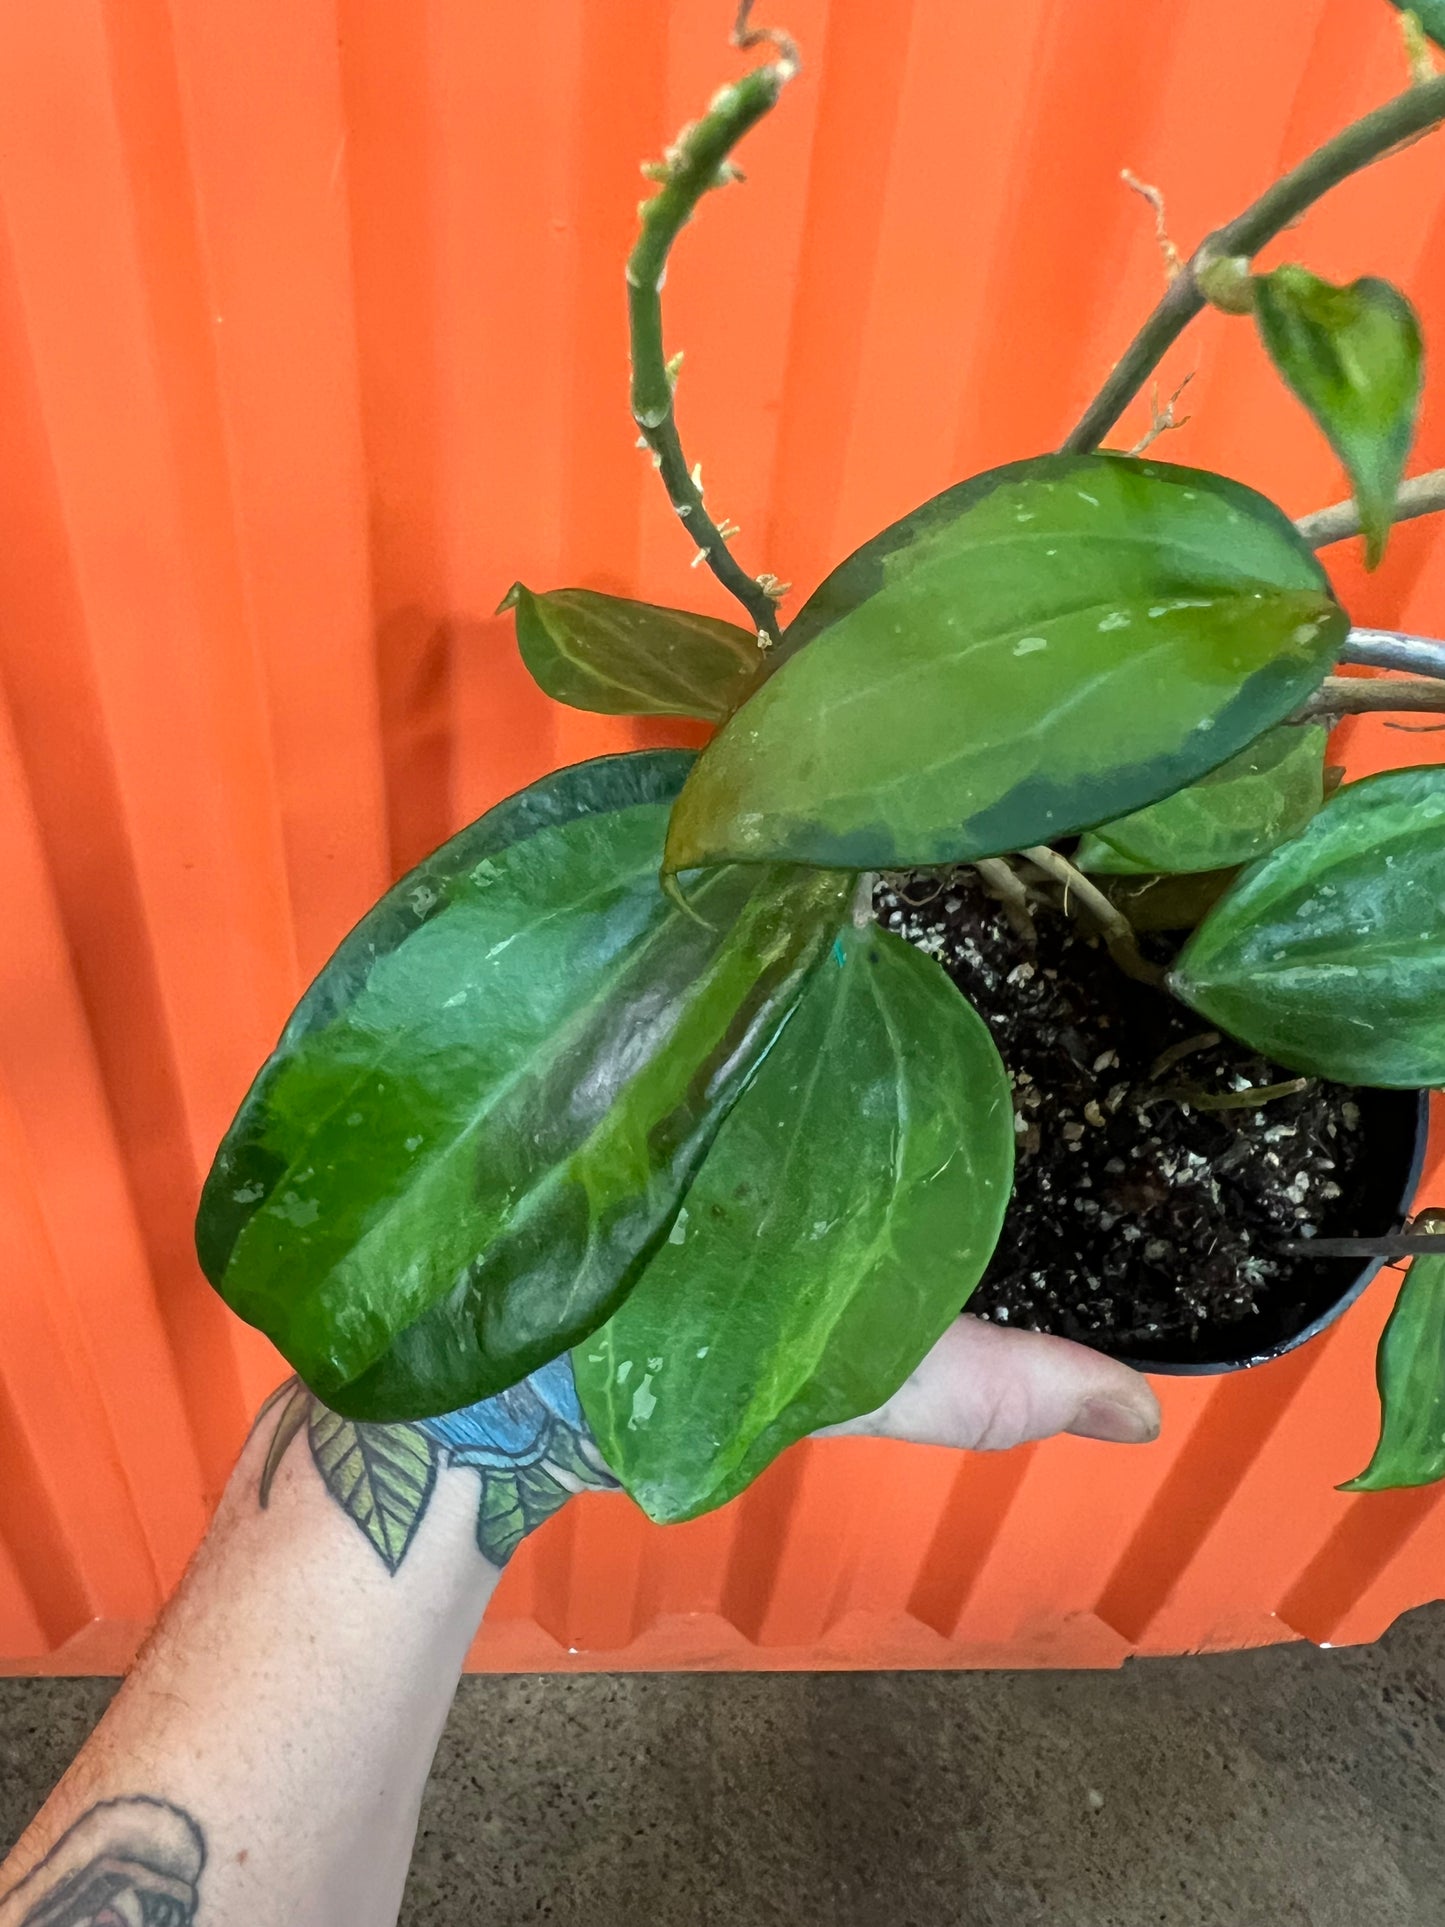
[1295,674,1445,720]
[1297,468,1445,548]
[629,54,792,643]
[1063,74,1445,453]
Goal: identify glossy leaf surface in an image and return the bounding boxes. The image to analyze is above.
[1253,266,1423,568]
[197,751,850,1419]
[1343,1238,1445,1492]
[573,924,1014,1524]
[663,454,1346,874]
[1173,765,1445,1086]
[1076,724,1329,875]
[503,583,762,721]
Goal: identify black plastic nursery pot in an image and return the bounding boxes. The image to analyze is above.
[1108,1085,1427,1376]
[880,871,1431,1380]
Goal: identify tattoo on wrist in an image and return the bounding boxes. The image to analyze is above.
[0,1796,205,1926]
[254,1358,617,1571]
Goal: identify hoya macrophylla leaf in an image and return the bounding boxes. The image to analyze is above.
[662,454,1346,875]
[1343,1220,1445,1492]
[503,583,762,721]
[1253,265,1422,568]
[198,751,850,1419]
[1076,724,1329,875]
[574,924,1013,1523]
[1173,765,1445,1087]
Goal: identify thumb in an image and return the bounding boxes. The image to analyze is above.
[826,1315,1161,1452]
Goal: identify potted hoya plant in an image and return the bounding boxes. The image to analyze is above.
[198,0,1445,1554]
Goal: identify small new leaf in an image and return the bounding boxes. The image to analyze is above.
[1076,724,1329,875]
[503,584,761,721]
[1173,764,1445,1086]
[1343,1227,1445,1492]
[308,1405,439,1573]
[1253,266,1423,568]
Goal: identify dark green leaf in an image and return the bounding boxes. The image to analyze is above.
[502,584,762,721]
[573,924,1014,1524]
[1253,266,1423,568]
[663,454,1346,874]
[1076,724,1329,875]
[1342,1238,1445,1491]
[1172,764,1445,1085]
[307,1405,439,1573]
[198,750,850,1419]
[1094,867,1239,933]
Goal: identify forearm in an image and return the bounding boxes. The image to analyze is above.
[0,1317,1158,1925]
[0,1370,600,1927]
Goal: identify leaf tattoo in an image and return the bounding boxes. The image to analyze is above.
[257,1357,616,1573]
[306,1408,439,1576]
[258,1384,309,1507]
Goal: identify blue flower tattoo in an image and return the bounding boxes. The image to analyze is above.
[417,1357,618,1565]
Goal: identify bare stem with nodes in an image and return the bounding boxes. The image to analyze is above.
[1063,72,1445,454]
[628,4,797,646]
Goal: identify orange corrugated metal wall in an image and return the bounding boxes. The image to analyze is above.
[3,0,1444,1674]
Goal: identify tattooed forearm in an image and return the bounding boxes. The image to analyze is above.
[258,1358,617,1571]
[0,1797,205,1926]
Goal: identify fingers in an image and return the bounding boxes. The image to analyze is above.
[827,1315,1161,1453]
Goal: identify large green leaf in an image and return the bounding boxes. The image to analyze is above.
[1342,1234,1445,1492]
[502,584,762,721]
[1172,764,1445,1086]
[1076,723,1329,875]
[197,751,851,1420]
[1253,266,1422,568]
[572,924,1014,1524]
[662,454,1346,875]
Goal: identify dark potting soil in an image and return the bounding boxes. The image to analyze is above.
[878,869,1422,1368]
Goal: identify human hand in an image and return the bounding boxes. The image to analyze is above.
[825,1314,1161,1451]
[266,1316,1158,1575]
[415,1316,1157,1565]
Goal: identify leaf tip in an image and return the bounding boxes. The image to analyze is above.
[495,581,527,616]
[1359,490,1393,569]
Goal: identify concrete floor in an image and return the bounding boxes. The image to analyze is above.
[3,1605,1444,1924]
